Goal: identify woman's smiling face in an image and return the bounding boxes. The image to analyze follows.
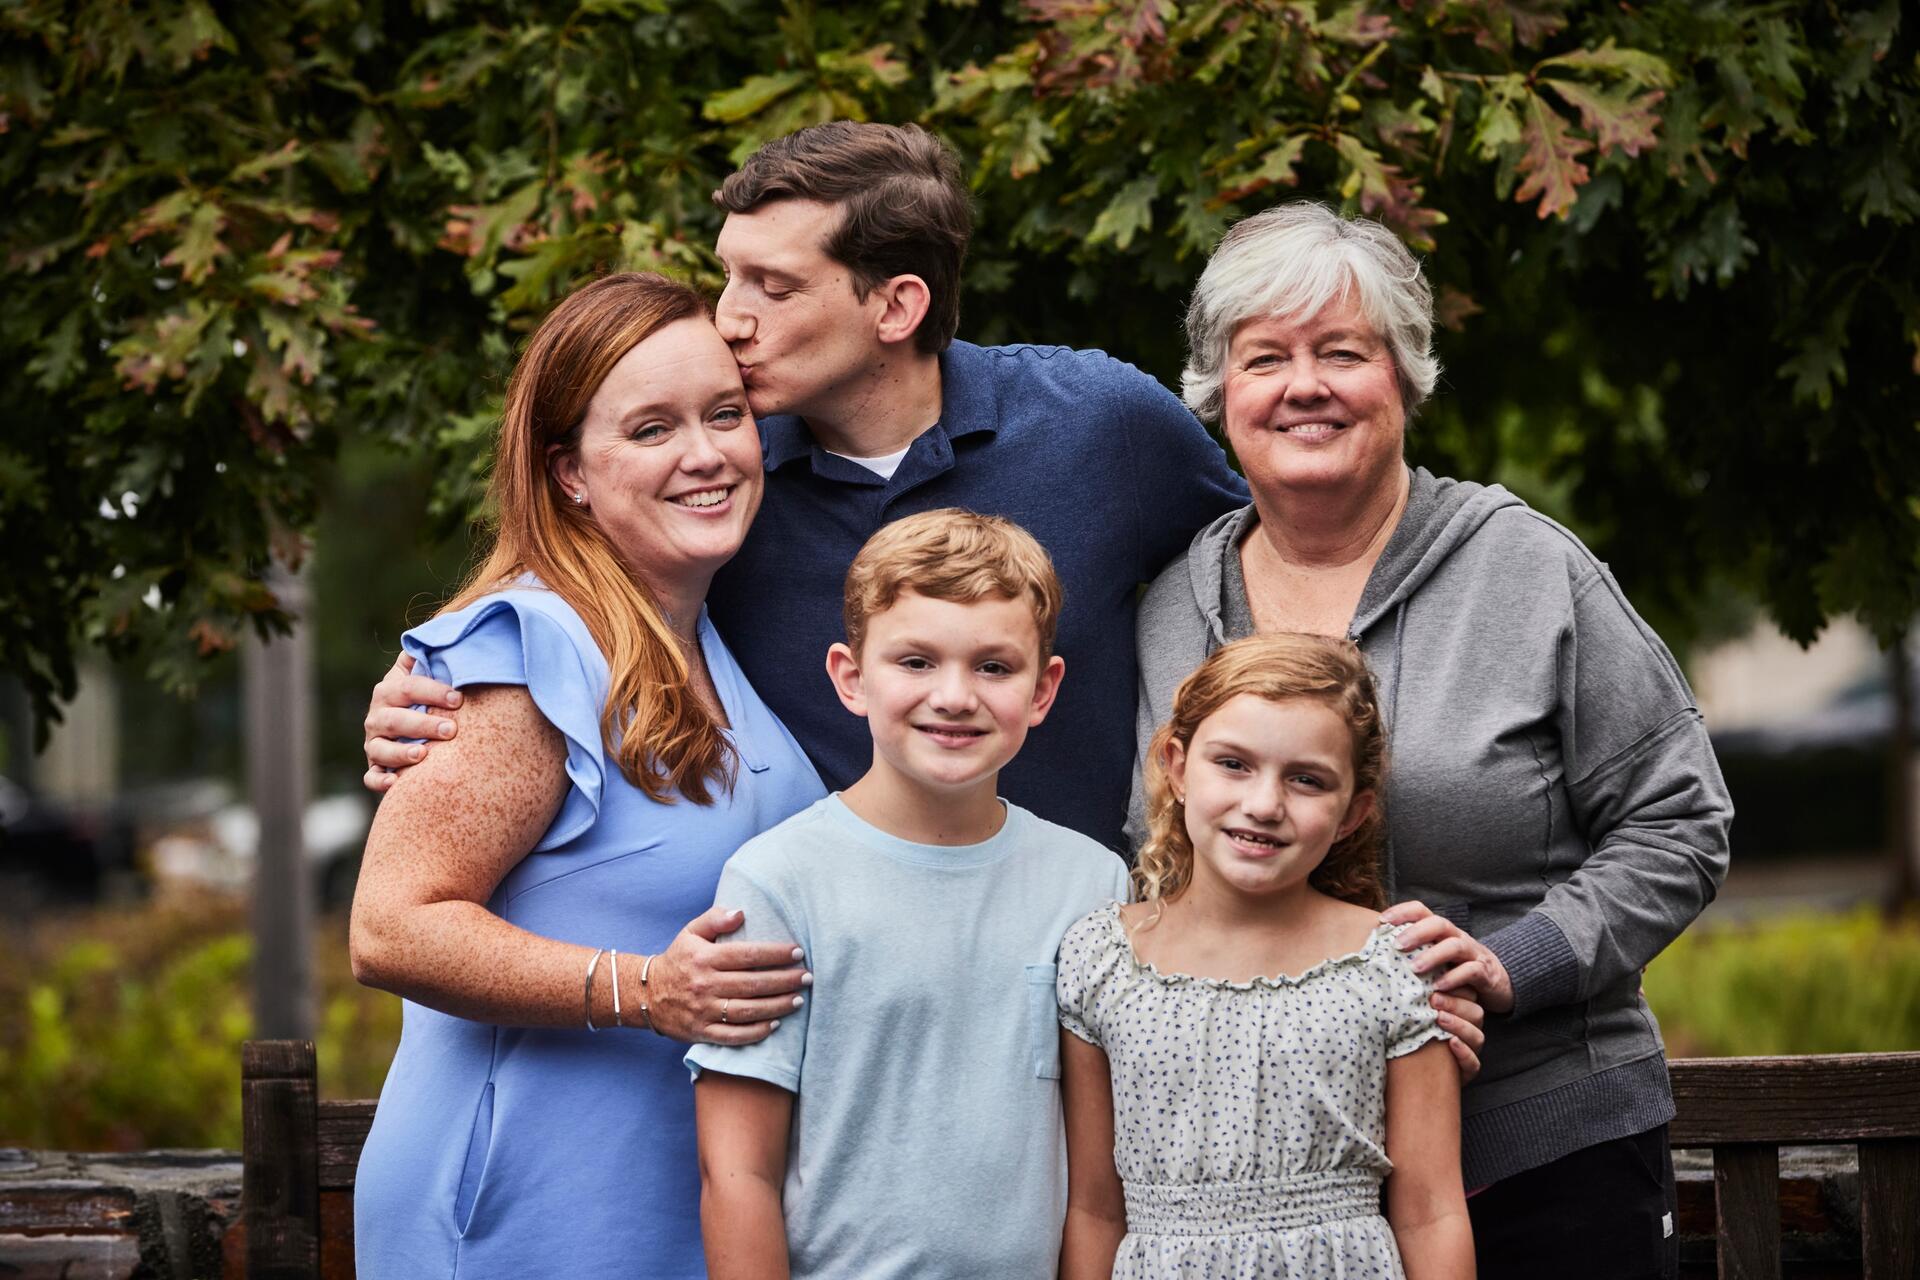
[553,316,764,604]
[1221,292,1406,503]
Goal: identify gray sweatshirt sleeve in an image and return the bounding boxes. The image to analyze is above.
[1480,559,1734,1017]
[1124,656,1159,856]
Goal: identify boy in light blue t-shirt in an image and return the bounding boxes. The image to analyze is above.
[686,509,1129,1280]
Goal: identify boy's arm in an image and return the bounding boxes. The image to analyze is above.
[1383,1041,1474,1280]
[1058,1029,1127,1280]
[695,1071,794,1280]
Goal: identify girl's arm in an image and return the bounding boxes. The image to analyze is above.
[696,1072,794,1280]
[1059,1029,1127,1280]
[348,684,802,1039]
[1384,1040,1474,1280]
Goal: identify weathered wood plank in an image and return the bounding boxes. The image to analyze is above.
[1714,1144,1781,1280]
[253,1051,1920,1280]
[1672,1055,1920,1146]
[316,1102,377,1190]
[1858,1138,1920,1280]
[1676,1161,1840,1241]
[0,1232,143,1279]
[243,1039,320,1280]
[0,1187,138,1232]
[320,1189,357,1280]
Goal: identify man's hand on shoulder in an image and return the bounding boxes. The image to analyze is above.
[362,654,465,793]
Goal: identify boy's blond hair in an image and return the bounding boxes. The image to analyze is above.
[842,509,1062,659]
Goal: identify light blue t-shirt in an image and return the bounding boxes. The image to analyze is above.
[685,793,1131,1279]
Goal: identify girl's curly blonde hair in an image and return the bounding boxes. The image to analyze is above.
[1135,633,1388,912]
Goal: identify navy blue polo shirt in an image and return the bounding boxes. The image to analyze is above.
[707,340,1246,851]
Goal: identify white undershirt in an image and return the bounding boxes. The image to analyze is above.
[825,445,912,480]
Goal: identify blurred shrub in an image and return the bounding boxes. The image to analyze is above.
[1645,909,1920,1057]
[5,900,1917,1148]
[0,896,399,1150]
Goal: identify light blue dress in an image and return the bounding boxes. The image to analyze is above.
[353,589,825,1279]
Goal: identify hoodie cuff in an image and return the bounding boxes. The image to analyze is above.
[1483,912,1581,1018]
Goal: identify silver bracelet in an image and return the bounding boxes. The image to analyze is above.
[584,947,605,1032]
[639,952,657,1035]
[610,948,623,1028]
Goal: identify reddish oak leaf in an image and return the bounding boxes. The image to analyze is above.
[1513,89,1591,219]
[1543,79,1665,158]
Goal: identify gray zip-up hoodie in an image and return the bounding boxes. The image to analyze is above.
[1130,467,1733,1187]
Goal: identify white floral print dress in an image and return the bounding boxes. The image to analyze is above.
[1057,904,1448,1279]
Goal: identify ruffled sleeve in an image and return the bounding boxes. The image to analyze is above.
[401,589,609,852]
[1056,907,1124,1047]
[1379,925,1451,1060]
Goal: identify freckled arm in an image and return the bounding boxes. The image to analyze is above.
[347,683,615,1027]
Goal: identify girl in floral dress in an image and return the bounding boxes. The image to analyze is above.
[1058,634,1473,1280]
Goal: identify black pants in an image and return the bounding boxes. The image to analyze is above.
[1468,1124,1679,1280]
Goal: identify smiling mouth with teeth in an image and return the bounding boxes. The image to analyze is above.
[917,725,987,743]
[1226,828,1287,848]
[672,487,732,508]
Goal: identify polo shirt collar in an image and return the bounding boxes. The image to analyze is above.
[755,340,1001,474]
[930,340,1002,444]
[759,413,817,472]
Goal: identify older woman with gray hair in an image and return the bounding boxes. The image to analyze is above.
[1132,202,1731,1280]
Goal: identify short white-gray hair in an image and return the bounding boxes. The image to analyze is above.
[1181,202,1439,424]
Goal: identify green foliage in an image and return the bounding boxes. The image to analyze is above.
[2,0,1915,733]
[0,899,400,1149]
[1644,909,1920,1057]
[1,899,1911,1148]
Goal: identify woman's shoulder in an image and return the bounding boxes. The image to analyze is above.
[404,586,604,681]
[1454,492,1611,584]
[1154,503,1256,587]
[407,582,588,647]
[400,587,611,783]
[1136,504,1254,687]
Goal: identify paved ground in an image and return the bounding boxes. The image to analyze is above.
[1698,851,1896,926]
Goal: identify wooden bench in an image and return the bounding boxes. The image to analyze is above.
[240,1041,1920,1279]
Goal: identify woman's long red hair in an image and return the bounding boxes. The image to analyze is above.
[440,272,736,804]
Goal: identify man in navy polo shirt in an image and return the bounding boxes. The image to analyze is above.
[363,121,1244,852]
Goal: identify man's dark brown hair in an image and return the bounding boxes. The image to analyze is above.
[714,122,972,354]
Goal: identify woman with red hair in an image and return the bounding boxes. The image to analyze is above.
[348,273,823,1278]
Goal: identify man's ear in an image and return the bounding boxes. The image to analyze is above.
[1025,654,1067,728]
[548,445,583,505]
[1337,790,1376,841]
[825,642,869,717]
[871,274,932,349]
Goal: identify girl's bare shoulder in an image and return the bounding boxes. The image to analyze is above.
[1315,895,1392,954]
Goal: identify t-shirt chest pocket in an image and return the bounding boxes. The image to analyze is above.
[1024,963,1062,1080]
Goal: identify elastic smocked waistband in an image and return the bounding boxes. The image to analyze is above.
[1123,1169,1381,1236]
